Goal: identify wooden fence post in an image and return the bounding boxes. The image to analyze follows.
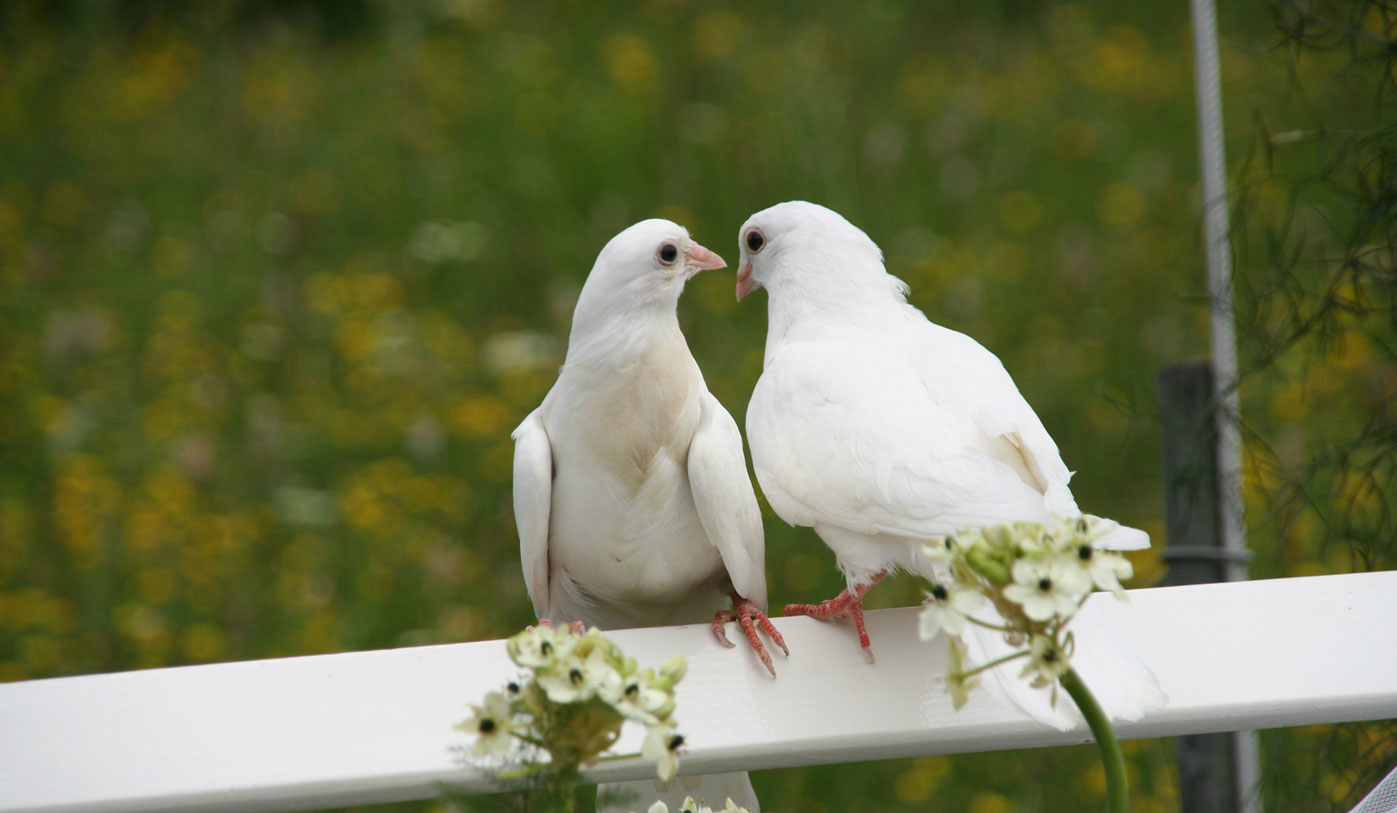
[1158,360,1252,813]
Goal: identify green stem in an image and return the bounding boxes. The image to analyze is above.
[965,615,1016,634]
[1059,668,1128,813]
[553,763,579,813]
[958,648,1029,679]
[590,751,643,763]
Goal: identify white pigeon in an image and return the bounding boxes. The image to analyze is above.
[736,201,1162,727]
[513,219,784,811]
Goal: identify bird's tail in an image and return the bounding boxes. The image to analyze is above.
[598,771,760,813]
[962,600,1166,731]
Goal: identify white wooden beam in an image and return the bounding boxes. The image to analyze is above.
[2,571,1395,813]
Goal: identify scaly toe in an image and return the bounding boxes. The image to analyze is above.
[711,610,738,648]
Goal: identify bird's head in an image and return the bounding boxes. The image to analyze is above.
[588,218,727,303]
[735,201,890,303]
[569,219,727,339]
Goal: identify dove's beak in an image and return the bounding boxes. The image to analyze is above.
[736,262,757,301]
[684,241,727,278]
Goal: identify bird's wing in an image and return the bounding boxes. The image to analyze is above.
[905,318,1149,550]
[749,341,1052,544]
[687,391,767,610]
[512,408,554,619]
[907,319,1081,517]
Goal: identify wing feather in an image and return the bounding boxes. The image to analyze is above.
[748,342,1052,545]
[512,409,554,619]
[902,314,1149,549]
[907,318,1081,517]
[687,392,767,610]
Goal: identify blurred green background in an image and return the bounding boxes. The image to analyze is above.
[2,0,1394,811]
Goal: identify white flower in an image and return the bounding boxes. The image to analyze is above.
[924,528,977,562]
[602,669,672,725]
[537,646,615,704]
[1016,523,1072,556]
[660,798,749,813]
[1002,557,1090,621]
[917,582,984,640]
[1070,514,1112,540]
[1019,634,1071,688]
[1065,514,1138,548]
[507,625,575,668]
[1074,544,1134,599]
[455,690,514,756]
[642,724,684,781]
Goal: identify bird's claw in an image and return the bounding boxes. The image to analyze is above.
[711,617,739,648]
[529,619,587,635]
[784,573,886,663]
[713,594,789,677]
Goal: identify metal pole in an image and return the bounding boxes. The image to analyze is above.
[1187,0,1261,808]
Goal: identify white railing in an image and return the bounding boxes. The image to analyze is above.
[2,570,1395,813]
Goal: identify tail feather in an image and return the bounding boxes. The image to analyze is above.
[963,601,1166,731]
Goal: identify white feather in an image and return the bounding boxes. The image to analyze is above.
[512,409,553,619]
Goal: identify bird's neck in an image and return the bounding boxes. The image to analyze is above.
[564,307,685,370]
[762,281,906,361]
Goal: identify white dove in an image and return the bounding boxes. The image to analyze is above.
[735,201,1152,677]
[514,217,786,666]
[512,219,784,811]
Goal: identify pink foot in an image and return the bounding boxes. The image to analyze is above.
[713,593,789,677]
[529,619,587,635]
[784,572,887,662]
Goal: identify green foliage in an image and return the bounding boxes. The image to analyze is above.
[0,0,1391,810]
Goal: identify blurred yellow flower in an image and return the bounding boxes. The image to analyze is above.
[691,11,742,62]
[603,34,658,94]
[1098,182,1145,227]
[1054,119,1097,160]
[969,791,1015,813]
[451,395,510,438]
[894,756,950,803]
[997,190,1043,234]
[181,623,227,663]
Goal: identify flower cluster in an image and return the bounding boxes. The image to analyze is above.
[457,625,688,782]
[640,797,751,813]
[917,516,1134,708]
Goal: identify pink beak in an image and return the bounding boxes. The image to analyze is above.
[685,241,727,278]
[736,262,757,301]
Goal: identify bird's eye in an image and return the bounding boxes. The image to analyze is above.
[658,243,679,265]
[745,230,765,253]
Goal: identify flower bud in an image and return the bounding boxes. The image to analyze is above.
[965,543,1012,585]
[983,524,1015,551]
[660,656,688,685]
